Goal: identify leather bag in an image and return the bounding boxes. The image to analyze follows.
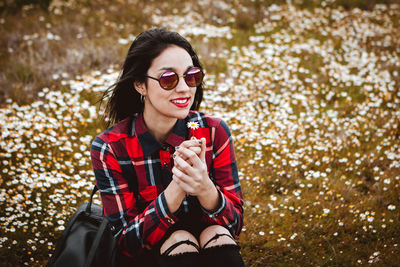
[47,185,117,267]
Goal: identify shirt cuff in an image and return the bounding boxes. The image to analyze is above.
[157,191,178,226]
[200,189,226,219]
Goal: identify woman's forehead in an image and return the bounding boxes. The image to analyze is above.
[150,45,193,72]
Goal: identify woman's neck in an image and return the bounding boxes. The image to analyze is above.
[143,110,177,143]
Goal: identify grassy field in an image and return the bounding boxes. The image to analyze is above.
[1,0,400,266]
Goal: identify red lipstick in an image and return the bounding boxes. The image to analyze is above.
[170,97,190,108]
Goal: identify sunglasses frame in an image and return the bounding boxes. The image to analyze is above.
[145,67,204,90]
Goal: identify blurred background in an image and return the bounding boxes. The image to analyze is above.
[1,0,400,266]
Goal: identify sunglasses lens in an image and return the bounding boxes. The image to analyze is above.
[185,68,204,87]
[160,71,178,89]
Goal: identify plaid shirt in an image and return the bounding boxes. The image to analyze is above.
[90,111,243,256]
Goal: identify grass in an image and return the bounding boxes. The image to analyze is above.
[1,0,400,266]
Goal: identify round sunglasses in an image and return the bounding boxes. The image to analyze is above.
[145,67,204,90]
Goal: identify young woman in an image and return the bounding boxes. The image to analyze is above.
[91,28,244,267]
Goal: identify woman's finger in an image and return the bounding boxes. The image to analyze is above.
[188,146,201,155]
[199,138,206,163]
[176,140,202,157]
[178,139,201,149]
[172,174,195,194]
[172,166,195,185]
[175,146,202,169]
[174,146,200,162]
[174,151,195,171]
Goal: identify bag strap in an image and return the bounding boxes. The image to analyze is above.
[85,185,98,214]
[83,218,109,267]
[208,126,216,182]
[85,185,118,267]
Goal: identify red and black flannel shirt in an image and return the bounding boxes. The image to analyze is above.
[90,111,243,256]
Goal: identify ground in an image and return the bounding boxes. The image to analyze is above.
[0,0,399,266]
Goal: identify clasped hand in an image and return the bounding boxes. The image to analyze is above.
[172,138,214,198]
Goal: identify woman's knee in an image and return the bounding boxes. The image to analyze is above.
[160,230,199,256]
[199,225,237,249]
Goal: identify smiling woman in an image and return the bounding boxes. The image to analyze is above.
[91,28,245,267]
[134,45,200,141]
[100,28,204,129]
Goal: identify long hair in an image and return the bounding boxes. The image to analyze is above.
[101,28,204,128]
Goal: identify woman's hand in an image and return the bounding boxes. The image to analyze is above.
[175,137,202,161]
[172,138,220,211]
[172,138,212,196]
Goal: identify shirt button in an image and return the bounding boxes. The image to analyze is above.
[163,162,168,168]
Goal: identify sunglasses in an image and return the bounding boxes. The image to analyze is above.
[145,67,204,90]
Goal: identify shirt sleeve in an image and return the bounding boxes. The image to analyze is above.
[201,119,244,238]
[90,136,178,256]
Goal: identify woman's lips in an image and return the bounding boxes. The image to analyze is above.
[171,97,190,108]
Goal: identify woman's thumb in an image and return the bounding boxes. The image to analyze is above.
[199,137,206,162]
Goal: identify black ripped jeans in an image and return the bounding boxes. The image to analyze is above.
[115,196,245,266]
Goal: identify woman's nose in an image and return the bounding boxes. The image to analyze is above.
[174,78,190,92]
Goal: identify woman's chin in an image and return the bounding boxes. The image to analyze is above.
[170,106,192,118]
[175,110,191,119]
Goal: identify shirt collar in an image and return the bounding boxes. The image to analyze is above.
[134,113,187,156]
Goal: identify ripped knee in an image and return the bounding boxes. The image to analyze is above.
[160,230,200,256]
[200,225,237,249]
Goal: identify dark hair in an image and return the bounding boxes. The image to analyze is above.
[101,28,204,128]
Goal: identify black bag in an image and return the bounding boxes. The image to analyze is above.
[47,185,117,267]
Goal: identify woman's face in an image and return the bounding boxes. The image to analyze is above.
[139,45,197,122]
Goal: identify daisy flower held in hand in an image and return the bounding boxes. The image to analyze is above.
[187,121,200,139]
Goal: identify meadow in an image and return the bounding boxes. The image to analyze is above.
[1,0,400,266]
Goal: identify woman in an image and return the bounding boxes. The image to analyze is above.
[91,28,244,267]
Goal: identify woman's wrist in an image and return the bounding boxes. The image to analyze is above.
[164,180,186,213]
[197,180,220,212]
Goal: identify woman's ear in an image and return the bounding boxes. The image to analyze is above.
[134,81,146,96]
